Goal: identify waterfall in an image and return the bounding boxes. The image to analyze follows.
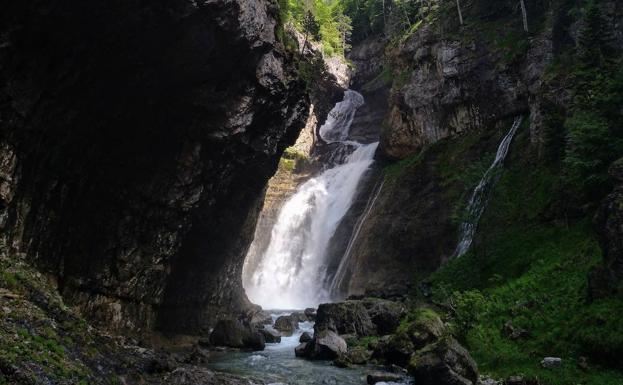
[319,90,365,143]
[452,116,523,258]
[329,177,385,295]
[243,90,378,309]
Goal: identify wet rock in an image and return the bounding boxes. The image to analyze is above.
[345,347,372,365]
[260,328,281,343]
[299,331,313,343]
[366,372,404,384]
[244,330,266,351]
[304,307,317,321]
[274,315,298,335]
[408,338,478,385]
[209,319,265,351]
[333,355,351,368]
[540,357,562,369]
[290,311,308,323]
[310,330,348,360]
[250,311,273,328]
[315,301,375,336]
[294,342,310,358]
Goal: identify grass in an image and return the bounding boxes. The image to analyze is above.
[421,125,623,384]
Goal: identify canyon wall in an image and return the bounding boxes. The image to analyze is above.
[0,0,309,336]
[340,0,623,298]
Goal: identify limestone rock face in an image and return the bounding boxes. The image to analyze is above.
[0,0,309,336]
[382,24,532,159]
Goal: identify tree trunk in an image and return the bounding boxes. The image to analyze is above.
[301,33,308,55]
[456,0,464,25]
[520,0,528,32]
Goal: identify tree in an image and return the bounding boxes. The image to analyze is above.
[301,10,321,54]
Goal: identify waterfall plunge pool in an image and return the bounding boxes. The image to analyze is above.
[206,313,411,385]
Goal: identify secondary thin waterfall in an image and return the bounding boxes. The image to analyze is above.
[243,90,378,309]
[452,116,523,258]
[329,177,385,295]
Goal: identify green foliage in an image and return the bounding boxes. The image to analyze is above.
[423,127,623,383]
[383,150,424,180]
[302,10,322,51]
[450,290,486,340]
[561,2,623,202]
[279,0,353,56]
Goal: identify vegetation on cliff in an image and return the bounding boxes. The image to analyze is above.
[360,1,623,383]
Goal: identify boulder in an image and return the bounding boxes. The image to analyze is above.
[384,331,415,367]
[364,298,406,335]
[408,338,478,385]
[366,372,404,384]
[346,346,372,365]
[295,342,310,358]
[540,357,562,369]
[290,311,308,323]
[260,328,281,343]
[304,307,317,321]
[274,315,298,335]
[250,311,273,328]
[315,301,376,336]
[311,330,347,360]
[407,309,446,349]
[209,319,265,351]
[299,331,313,343]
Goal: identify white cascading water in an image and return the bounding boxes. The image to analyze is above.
[453,116,523,258]
[243,90,377,309]
[319,90,364,143]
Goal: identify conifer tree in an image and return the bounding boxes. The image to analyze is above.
[301,10,321,54]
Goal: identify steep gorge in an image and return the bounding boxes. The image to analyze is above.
[1,0,623,384]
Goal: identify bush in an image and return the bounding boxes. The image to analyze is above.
[450,290,486,340]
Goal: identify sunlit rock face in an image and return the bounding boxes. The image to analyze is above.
[0,0,309,335]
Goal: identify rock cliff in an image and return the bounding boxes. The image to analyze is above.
[0,0,309,336]
[340,0,623,298]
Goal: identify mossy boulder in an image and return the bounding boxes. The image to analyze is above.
[315,301,376,336]
[408,337,478,385]
[273,315,298,336]
[363,298,407,335]
[406,309,446,349]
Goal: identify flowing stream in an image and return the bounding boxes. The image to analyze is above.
[453,116,523,258]
[207,314,388,385]
[243,90,378,309]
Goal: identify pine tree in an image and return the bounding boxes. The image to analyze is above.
[301,11,321,54]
